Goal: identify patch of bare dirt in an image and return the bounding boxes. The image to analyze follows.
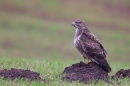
[62,61,109,84]
[112,69,130,79]
[62,62,130,84]
[0,68,45,82]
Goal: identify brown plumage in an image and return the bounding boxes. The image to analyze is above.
[72,19,111,72]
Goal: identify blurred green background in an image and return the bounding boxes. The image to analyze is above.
[0,0,130,62]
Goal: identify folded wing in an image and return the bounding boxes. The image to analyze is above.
[81,30,111,72]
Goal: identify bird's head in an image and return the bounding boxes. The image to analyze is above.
[72,19,87,29]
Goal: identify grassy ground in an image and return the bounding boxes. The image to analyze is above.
[0,57,130,86]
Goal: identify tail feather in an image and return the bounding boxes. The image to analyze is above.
[93,56,111,72]
[98,58,111,73]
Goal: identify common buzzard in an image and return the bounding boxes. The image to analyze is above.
[72,19,111,72]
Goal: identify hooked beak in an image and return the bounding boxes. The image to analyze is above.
[71,22,76,26]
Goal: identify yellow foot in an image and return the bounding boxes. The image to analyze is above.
[83,58,89,64]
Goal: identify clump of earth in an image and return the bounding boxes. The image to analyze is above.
[0,68,45,82]
[62,61,109,84]
[62,61,130,84]
[112,69,130,79]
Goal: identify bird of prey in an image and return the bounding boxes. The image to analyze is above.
[71,19,111,72]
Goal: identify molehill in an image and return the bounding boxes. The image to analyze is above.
[62,61,130,84]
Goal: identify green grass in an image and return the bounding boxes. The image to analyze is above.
[0,57,130,86]
[0,57,69,86]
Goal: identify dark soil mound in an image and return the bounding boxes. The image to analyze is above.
[0,68,44,81]
[112,69,130,79]
[62,61,109,84]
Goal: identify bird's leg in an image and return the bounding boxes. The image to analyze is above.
[83,58,89,64]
